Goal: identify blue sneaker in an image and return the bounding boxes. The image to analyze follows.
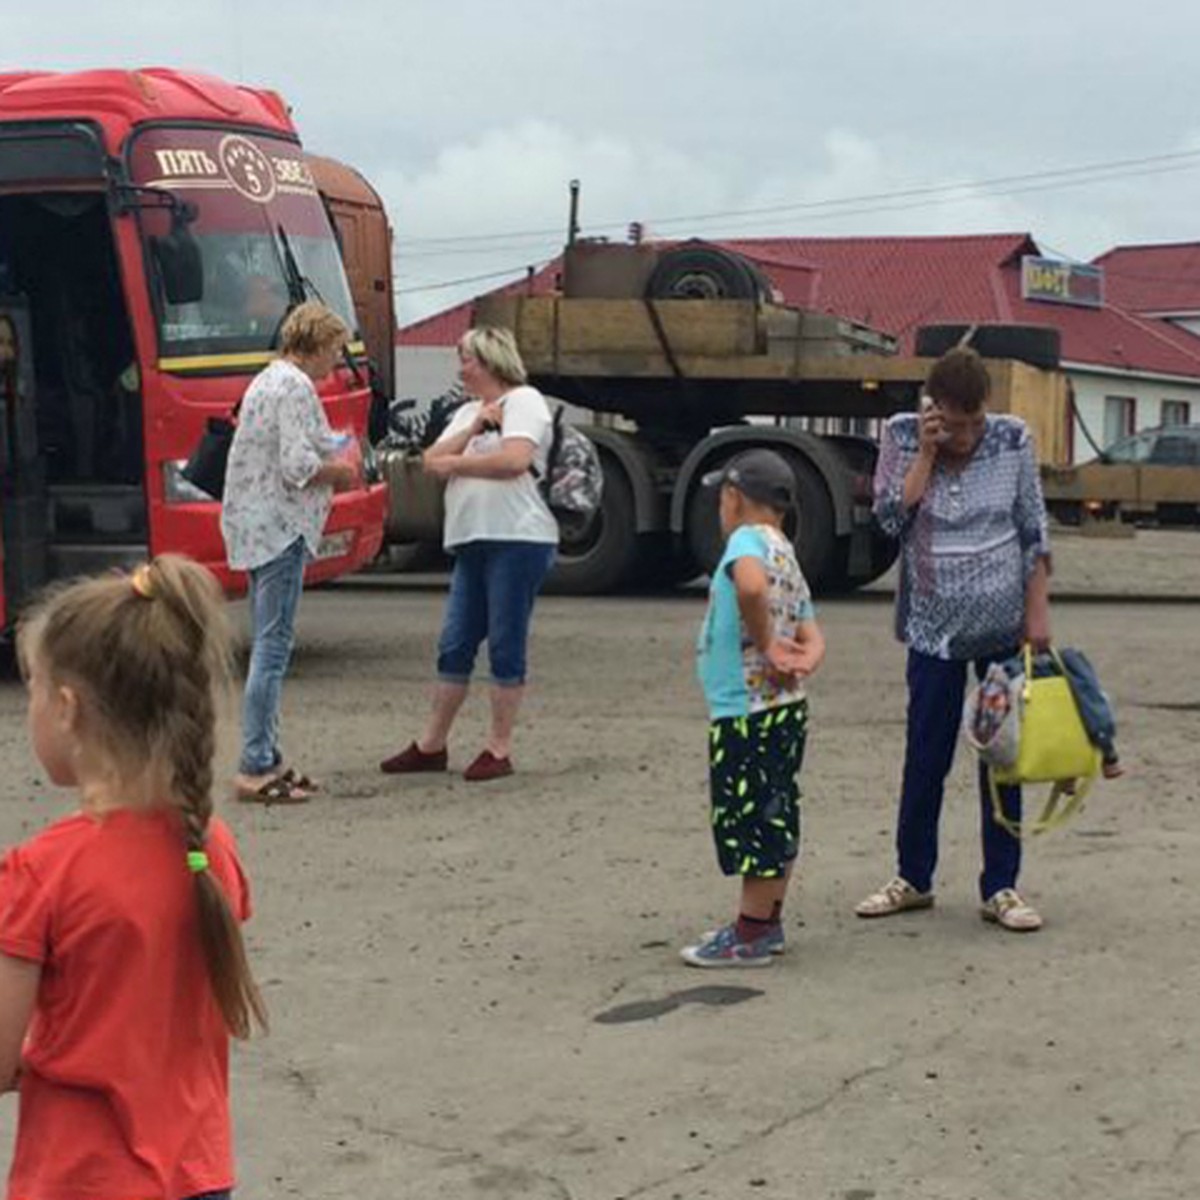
[680,922,776,968]
[699,922,785,955]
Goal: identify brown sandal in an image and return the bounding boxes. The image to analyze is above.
[235,774,312,805]
[280,768,321,793]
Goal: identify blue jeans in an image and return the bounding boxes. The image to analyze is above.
[240,537,307,775]
[437,541,555,686]
[896,648,1023,900]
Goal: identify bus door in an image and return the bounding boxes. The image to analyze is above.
[0,121,146,614]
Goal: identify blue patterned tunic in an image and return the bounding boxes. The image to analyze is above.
[873,413,1050,661]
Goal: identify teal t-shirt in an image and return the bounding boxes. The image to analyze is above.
[696,523,815,720]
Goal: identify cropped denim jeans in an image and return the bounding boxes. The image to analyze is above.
[240,537,307,775]
[437,540,555,686]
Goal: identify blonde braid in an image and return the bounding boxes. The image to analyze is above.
[19,555,266,1038]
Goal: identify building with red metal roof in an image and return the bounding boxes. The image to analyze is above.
[1093,242,1200,334]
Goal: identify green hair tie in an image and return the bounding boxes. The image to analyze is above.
[187,850,210,874]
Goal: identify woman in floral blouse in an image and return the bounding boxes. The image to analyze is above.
[855,347,1053,932]
[222,301,359,803]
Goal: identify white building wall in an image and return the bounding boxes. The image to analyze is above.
[394,346,458,404]
[1068,368,1200,462]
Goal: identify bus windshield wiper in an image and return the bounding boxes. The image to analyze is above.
[275,223,365,385]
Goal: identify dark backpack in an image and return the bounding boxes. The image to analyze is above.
[536,406,603,521]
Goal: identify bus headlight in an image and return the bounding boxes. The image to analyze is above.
[163,460,215,504]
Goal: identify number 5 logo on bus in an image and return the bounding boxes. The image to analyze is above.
[218,134,277,204]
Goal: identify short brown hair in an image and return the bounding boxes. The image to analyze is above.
[279,300,351,358]
[17,556,267,1038]
[925,346,991,413]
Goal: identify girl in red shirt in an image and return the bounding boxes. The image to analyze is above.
[0,556,266,1199]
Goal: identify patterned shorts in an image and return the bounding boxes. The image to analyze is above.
[708,701,808,878]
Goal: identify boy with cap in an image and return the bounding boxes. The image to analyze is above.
[681,448,826,967]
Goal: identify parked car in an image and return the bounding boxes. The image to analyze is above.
[1099,422,1200,466]
[1044,423,1200,527]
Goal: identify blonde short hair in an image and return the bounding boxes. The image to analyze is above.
[458,326,527,386]
[279,301,351,358]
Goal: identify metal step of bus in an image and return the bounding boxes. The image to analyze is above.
[48,543,150,579]
[48,485,147,542]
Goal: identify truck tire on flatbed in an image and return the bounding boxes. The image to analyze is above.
[645,244,762,301]
[544,454,639,594]
[914,323,1062,370]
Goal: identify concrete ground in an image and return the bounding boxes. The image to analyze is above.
[0,530,1197,1199]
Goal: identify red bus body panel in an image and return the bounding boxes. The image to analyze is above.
[0,69,386,621]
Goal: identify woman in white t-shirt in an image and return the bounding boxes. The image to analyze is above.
[380,327,558,782]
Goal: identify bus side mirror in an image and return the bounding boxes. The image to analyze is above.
[152,215,203,306]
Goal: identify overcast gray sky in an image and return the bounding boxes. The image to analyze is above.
[9,0,1200,323]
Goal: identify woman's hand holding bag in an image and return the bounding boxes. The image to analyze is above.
[987,643,1102,837]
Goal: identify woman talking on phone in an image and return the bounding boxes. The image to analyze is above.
[855,346,1053,932]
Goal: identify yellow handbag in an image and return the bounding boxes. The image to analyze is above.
[989,644,1102,837]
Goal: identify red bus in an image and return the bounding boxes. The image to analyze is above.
[0,68,388,629]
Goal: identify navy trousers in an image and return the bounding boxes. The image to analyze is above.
[896,648,1023,901]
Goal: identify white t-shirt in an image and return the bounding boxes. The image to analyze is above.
[438,385,559,550]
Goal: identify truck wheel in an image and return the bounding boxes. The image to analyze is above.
[824,528,899,593]
[785,454,835,587]
[915,323,1061,370]
[684,451,836,589]
[629,533,701,591]
[545,455,638,594]
[378,541,443,573]
[646,244,761,301]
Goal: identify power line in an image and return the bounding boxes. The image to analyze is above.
[391,160,1200,299]
[393,147,1200,253]
[394,260,554,296]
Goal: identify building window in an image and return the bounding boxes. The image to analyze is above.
[1103,396,1136,448]
[1161,400,1190,427]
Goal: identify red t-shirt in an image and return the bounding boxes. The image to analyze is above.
[0,808,252,1200]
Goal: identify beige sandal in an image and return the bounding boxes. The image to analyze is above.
[855,876,935,918]
[981,888,1042,932]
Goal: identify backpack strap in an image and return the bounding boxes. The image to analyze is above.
[530,403,565,489]
[988,771,1093,838]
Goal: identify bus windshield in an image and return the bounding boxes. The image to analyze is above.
[128,128,357,357]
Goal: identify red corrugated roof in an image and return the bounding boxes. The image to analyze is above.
[398,261,562,345]
[1093,242,1200,316]
[400,234,1200,378]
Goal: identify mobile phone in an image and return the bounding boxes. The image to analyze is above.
[920,395,951,443]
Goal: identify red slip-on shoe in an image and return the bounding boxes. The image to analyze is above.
[380,742,448,775]
[463,749,513,782]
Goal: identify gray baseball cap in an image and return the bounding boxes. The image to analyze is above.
[702,449,795,509]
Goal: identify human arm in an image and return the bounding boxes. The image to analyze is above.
[425,389,547,481]
[425,438,536,480]
[309,459,358,492]
[277,377,333,490]
[0,955,39,1093]
[873,414,938,537]
[790,617,826,678]
[1024,556,1051,651]
[423,400,498,464]
[730,553,820,679]
[1014,429,1053,649]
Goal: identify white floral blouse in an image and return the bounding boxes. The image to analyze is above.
[220,359,336,571]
